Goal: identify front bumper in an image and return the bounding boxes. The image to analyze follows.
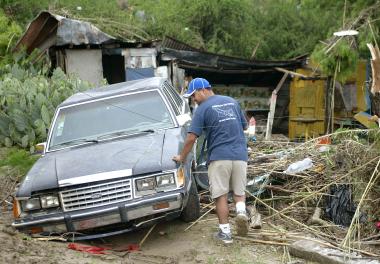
[13,192,183,236]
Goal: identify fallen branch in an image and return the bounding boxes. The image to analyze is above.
[265,185,295,194]
[184,206,216,231]
[139,224,156,247]
[235,236,290,246]
[308,207,330,226]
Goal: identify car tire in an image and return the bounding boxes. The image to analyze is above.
[180,176,201,222]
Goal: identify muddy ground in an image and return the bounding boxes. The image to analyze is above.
[0,208,304,264]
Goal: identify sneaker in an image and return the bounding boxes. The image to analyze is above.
[213,229,233,244]
[235,211,249,236]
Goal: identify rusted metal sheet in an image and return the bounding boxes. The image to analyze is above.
[56,16,115,46]
[14,12,58,53]
[14,11,116,53]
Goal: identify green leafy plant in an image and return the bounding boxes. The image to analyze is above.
[0,64,93,151]
[0,8,22,65]
[311,40,359,83]
[0,147,39,176]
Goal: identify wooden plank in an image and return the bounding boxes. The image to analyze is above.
[367,43,380,94]
[275,67,308,78]
[265,73,289,140]
[289,240,379,264]
[250,41,261,60]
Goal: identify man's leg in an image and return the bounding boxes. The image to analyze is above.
[234,194,246,214]
[215,194,229,224]
[233,194,245,204]
[208,161,233,244]
[231,161,249,236]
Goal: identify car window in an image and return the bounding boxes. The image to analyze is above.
[162,85,180,115]
[164,82,183,111]
[49,90,174,150]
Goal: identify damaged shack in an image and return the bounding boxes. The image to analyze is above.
[14,11,164,86]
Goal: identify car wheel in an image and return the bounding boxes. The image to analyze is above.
[180,175,200,222]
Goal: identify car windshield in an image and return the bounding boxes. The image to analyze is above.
[49,90,174,150]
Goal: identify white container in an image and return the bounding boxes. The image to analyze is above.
[285,158,313,174]
[248,117,256,137]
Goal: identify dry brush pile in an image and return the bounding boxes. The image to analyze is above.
[245,129,380,257]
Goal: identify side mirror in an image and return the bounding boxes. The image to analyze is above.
[177,113,191,126]
[35,142,46,154]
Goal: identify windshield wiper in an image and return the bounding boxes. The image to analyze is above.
[53,138,99,148]
[140,129,155,133]
[97,129,155,140]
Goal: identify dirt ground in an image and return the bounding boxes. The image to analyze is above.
[0,208,301,264]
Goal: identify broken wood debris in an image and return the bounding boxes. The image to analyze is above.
[367,43,380,95]
[239,129,380,260]
[184,205,215,232]
[289,240,380,264]
[139,224,156,248]
[265,72,289,140]
[1,167,20,212]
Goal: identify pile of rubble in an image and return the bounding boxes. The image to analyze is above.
[244,129,380,261]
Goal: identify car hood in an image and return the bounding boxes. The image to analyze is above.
[55,132,166,184]
[17,131,170,197]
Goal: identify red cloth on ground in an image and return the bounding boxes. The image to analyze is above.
[67,243,109,254]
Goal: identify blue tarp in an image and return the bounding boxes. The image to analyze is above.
[126,68,154,81]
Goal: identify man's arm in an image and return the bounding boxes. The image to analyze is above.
[240,109,248,130]
[233,99,248,130]
[172,132,198,163]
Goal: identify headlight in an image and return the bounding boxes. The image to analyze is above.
[21,198,41,211]
[136,177,156,191]
[156,173,176,189]
[40,195,60,208]
[135,173,179,197]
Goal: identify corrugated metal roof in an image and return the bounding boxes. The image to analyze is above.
[160,36,200,52]
[14,11,117,53]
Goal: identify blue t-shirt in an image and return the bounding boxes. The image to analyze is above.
[189,95,248,162]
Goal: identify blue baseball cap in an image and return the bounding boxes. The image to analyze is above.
[183,78,211,98]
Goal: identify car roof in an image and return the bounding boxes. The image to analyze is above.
[59,77,167,107]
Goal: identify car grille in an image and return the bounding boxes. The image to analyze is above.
[60,178,133,211]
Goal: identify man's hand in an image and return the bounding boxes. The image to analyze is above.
[172,155,183,163]
[172,133,197,164]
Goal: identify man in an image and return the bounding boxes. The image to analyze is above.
[173,77,249,244]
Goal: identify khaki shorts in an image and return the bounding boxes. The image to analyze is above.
[208,160,247,199]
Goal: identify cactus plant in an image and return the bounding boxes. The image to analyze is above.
[0,66,93,151]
